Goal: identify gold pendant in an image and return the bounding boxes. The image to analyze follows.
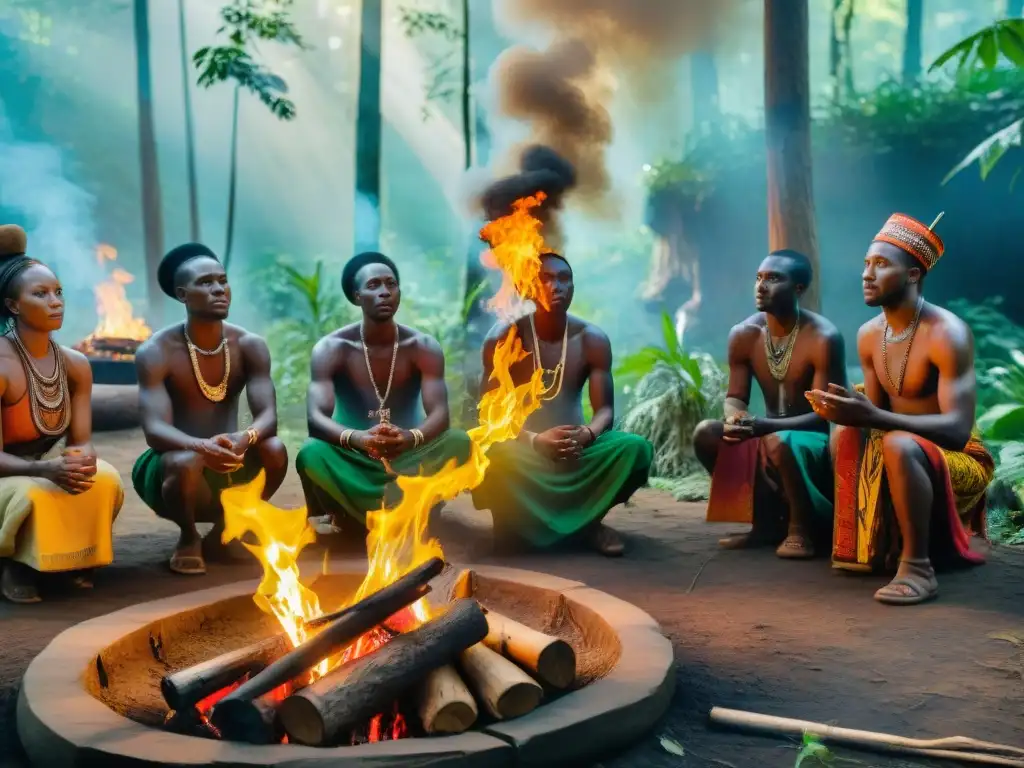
[369,407,391,423]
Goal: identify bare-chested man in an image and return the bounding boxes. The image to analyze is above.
[295,252,471,536]
[808,213,993,605]
[693,250,846,559]
[471,252,653,557]
[133,243,288,575]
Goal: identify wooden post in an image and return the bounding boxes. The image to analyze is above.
[764,0,821,311]
[278,599,488,747]
[416,664,478,734]
[459,643,543,720]
[482,610,576,690]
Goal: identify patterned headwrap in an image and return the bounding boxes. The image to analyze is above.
[872,212,945,271]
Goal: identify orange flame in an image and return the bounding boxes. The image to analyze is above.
[82,244,152,342]
[219,194,551,737]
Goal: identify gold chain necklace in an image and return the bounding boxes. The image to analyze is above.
[762,310,800,416]
[360,323,399,423]
[184,325,230,403]
[8,330,71,436]
[881,296,923,395]
[529,313,568,402]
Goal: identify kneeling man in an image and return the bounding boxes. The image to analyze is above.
[694,250,846,558]
[133,243,288,575]
[471,252,653,557]
[296,252,472,535]
[809,213,993,605]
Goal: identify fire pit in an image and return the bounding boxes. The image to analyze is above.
[72,244,150,431]
[18,561,674,767]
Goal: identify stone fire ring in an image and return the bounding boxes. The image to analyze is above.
[18,564,675,768]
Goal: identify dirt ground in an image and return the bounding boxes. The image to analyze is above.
[2,429,1023,768]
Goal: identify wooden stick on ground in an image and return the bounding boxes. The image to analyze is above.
[278,598,489,747]
[709,707,1024,767]
[482,610,576,690]
[210,557,444,738]
[459,643,543,720]
[416,664,478,734]
[160,634,290,711]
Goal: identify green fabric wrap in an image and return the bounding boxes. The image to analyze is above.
[774,429,833,524]
[295,429,473,528]
[131,448,264,518]
[471,431,653,548]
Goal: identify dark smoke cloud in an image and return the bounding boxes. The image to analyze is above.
[487,0,737,207]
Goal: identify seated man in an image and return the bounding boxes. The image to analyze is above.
[132,243,288,575]
[0,225,124,603]
[471,252,653,557]
[296,252,471,535]
[809,213,993,606]
[693,249,846,558]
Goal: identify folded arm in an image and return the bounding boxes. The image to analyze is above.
[306,338,349,445]
[0,376,47,478]
[414,335,451,443]
[583,327,614,438]
[65,349,97,457]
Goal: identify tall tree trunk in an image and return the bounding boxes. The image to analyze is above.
[829,0,842,91]
[841,0,856,98]
[355,0,383,253]
[690,51,720,129]
[223,86,240,269]
[764,0,821,311]
[178,0,201,242]
[133,0,165,324]
[460,0,473,169]
[1009,0,1024,17]
[902,0,923,84]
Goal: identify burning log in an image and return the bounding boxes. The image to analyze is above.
[459,643,543,720]
[278,598,488,747]
[416,664,478,735]
[215,690,286,745]
[160,634,290,711]
[482,610,576,690]
[210,557,444,741]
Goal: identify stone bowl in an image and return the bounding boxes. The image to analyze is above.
[18,563,674,767]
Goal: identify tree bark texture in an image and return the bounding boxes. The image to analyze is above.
[902,0,924,84]
[764,0,821,311]
[355,0,383,253]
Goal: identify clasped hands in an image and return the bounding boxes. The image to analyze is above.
[354,423,415,461]
[194,431,253,474]
[805,383,877,427]
[43,446,97,495]
[531,425,594,462]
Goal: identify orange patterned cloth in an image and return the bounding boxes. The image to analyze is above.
[832,426,993,573]
[873,213,944,271]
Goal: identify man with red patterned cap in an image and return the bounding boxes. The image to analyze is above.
[807,213,993,606]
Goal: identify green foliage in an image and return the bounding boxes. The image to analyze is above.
[194,0,307,120]
[794,733,834,766]
[618,312,726,480]
[930,19,1024,182]
[397,5,464,119]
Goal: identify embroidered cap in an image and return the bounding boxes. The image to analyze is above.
[872,212,945,271]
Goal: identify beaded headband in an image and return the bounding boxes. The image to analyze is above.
[872,212,945,271]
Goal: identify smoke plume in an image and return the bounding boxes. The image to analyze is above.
[487,0,737,209]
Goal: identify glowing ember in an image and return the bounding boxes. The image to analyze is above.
[219,192,551,743]
[77,244,152,354]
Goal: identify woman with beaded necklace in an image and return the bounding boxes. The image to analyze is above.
[0,225,124,604]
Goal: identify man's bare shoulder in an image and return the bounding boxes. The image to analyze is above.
[135,326,182,367]
[484,319,520,344]
[574,316,610,348]
[800,310,843,344]
[404,325,443,356]
[856,314,884,343]
[311,327,354,359]
[728,314,763,350]
[925,303,972,349]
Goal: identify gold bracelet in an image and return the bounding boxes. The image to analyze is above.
[527,432,537,449]
[245,427,259,446]
[411,428,424,448]
[340,429,353,449]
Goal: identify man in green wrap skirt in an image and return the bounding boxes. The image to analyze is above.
[692,250,846,559]
[296,252,471,536]
[471,252,653,557]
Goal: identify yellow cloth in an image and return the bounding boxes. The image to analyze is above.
[0,446,124,572]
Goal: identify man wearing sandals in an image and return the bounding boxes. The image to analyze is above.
[807,213,993,605]
[694,249,846,559]
[132,243,289,575]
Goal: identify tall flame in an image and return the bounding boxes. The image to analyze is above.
[220,192,551,696]
[84,244,152,341]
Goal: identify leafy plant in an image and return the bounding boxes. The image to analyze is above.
[397,5,466,122]
[618,312,725,482]
[929,19,1024,182]
[794,733,834,766]
[194,0,307,120]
